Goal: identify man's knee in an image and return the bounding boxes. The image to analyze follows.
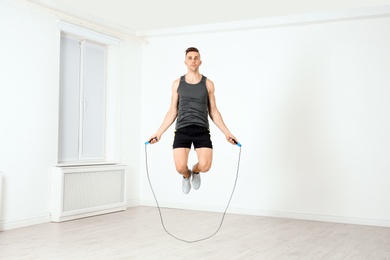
[197,161,212,173]
[175,163,188,175]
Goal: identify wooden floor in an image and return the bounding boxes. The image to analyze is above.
[1,206,390,259]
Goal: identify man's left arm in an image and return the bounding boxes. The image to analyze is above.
[207,79,237,144]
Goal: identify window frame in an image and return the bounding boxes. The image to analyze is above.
[57,21,121,166]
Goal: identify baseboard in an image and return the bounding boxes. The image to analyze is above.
[0,200,140,231]
[140,200,390,228]
[228,207,390,228]
[3,201,388,231]
[127,198,140,208]
[0,214,51,231]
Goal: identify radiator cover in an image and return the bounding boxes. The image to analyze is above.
[50,164,127,222]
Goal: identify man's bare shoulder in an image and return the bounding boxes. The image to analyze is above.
[205,78,215,92]
[205,77,214,84]
[171,77,181,91]
[173,77,181,85]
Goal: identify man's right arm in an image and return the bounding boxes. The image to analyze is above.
[148,79,180,144]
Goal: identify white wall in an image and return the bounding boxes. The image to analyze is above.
[140,14,390,226]
[0,1,143,230]
[120,40,144,206]
[0,1,60,230]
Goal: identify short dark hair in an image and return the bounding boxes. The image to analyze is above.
[185,47,199,56]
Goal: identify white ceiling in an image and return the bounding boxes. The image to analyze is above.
[32,0,390,34]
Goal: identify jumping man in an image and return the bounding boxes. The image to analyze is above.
[148,47,238,194]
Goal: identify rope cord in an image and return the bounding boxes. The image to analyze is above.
[144,144,242,243]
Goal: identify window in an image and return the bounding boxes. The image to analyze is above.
[58,36,106,162]
[57,21,121,165]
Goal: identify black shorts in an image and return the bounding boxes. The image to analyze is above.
[173,125,213,149]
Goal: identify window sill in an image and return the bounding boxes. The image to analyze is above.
[56,161,120,167]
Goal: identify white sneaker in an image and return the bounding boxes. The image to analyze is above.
[182,169,192,194]
[191,165,201,190]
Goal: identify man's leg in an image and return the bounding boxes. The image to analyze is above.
[173,148,191,178]
[193,148,213,173]
[191,148,212,190]
[174,147,192,194]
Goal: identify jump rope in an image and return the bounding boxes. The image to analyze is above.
[144,138,242,243]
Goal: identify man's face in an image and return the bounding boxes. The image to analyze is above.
[185,51,202,72]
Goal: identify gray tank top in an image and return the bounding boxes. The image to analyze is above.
[175,75,209,130]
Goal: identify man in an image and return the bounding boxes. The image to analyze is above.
[148,47,238,194]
